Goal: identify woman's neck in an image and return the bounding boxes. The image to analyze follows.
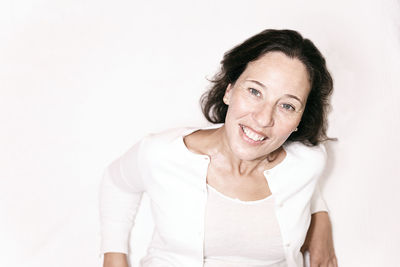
[195,126,285,177]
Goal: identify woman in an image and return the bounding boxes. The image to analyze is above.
[100,29,337,267]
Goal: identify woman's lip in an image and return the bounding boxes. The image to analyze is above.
[239,124,269,144]
[239,124,268,139]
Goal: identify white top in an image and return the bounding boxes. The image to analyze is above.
[99,124,329,267]
[204,184,287,267]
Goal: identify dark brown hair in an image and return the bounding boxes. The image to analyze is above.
[200,29,335,146]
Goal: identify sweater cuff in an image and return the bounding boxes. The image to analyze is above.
[310,185,329,214]
[100,222,131,254]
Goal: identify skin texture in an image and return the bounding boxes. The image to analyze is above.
[103,253,128,267]
[221,51,310,164]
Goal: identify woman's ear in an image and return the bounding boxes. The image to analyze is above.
[223,83,232,105]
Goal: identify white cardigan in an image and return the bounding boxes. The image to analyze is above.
[100,124,329,267]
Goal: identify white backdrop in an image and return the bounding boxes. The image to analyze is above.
[1,0,399,266]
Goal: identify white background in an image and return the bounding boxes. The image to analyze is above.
[1,0,399,266]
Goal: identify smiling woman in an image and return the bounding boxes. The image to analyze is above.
[100,29,337,267]
[220,52,311,161]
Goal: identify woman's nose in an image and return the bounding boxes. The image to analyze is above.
[252,104,274,127]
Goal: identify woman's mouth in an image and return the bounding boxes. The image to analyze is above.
[240,124,268,142]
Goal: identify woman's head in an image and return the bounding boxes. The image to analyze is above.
[201,29,334,147]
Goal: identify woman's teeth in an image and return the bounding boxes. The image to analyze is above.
[241,125,267,141]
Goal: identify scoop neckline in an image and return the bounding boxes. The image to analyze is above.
[206,183,273,204]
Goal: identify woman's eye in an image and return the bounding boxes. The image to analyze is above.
[249,88,261,97]
[281,103,295,111]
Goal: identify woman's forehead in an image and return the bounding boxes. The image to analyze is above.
[238,53,311,94]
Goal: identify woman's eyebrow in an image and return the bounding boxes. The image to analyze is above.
[284,94,302,103]
[246,79,267,88]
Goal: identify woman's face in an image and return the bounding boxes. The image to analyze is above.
[223,51,311,161]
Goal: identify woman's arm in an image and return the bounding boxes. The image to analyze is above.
[103,253,129,267]
[301,211,338,267]
[302,181,338,267]
[100,159,144,255]
[100,139,146,263]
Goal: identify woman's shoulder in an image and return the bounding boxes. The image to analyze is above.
[134,124,219,156]
[144,126,192,143]
[142,124,223,145]
[284,141,327,170]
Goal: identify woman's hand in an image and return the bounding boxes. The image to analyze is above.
[301,211,338,267]
[103,253,129,267]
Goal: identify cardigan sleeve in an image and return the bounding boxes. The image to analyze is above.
[310,183,329,214]
[99,138,146,254]
[310,143,329,214]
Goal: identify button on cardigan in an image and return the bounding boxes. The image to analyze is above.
[99,124,329,267]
